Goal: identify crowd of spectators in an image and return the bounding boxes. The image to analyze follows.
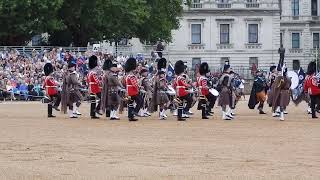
[0,48,97,101]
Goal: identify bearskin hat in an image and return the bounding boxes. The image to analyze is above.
[125,57,137,73]
[174,60,185,75]
[89,55,98,70]
[157,58,167,72]
[102,58,113,71]
[199,62,209,75]
[44,63,54,76]
[270,65,277,72]
[307,61,317,75]
[68,61,76,69]
[223,64,230,72]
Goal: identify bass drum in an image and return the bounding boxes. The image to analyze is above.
[209,88,219,97]
[287,71,299,90]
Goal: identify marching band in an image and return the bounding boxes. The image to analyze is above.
[42,55,320,122]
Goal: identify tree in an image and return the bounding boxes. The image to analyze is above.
[136,0,184,44]
[0,0,64,45]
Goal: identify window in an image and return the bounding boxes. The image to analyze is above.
[192,58,201,71]
[313,33,320,49]
[312,0,318,16]
[220,57,230,67]
[220,24,230,44]
[293,60,300,71]
[249,57,258,68]
[280,32,283,46]
[191,24,201,44]
[191,0,202,8]
[292,0,299,16]
[248,24,258,43]
[292,33,300,49]
[118,38,128,46]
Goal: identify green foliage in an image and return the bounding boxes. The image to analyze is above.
[0,0,184,46]
[0,0,64,45]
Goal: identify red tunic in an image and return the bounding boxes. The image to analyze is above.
[197,76,209,96]
[87,71,101,94]
[43,76,58,96]
[126,74,139,96]
[304,74,320,95]
[174,74,189,97]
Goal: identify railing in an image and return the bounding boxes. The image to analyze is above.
[245,43,262,49]
[281,16,320,22]
[217,44,233,49]
[246,3,259,8]
[191,3,203,8]
[187,44,205,50]
[217,3,232,8]
[289,48,303,53]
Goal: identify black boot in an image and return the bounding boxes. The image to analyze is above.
[48,104,55,118]
[202,106,209,119]
[177,106,185,121]
[90,96,99,119]
[128,104,138,121]
[106,110,110,117]
[312,110,318,119]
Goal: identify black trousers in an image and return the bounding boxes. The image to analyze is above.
[49,93,61,107]
[180,94,193,112]
[128,95,138,119]
[133,94,143,114]
[310,95,320,117]
[47,93,61,116]
[90,92,101,117]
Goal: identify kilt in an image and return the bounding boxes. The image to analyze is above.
[69,90,82,105]
[156,91,169,105]
[218,87,231,106]
[107,90,120,106]
[279,90,290,107]
[267,90,273,105]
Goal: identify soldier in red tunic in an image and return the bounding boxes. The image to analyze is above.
[43,63,61,118]
[196,62,215,119]
[173,60,192,121]
[125,58,139,121]
[87,55,102,119]
[304,61,320,119]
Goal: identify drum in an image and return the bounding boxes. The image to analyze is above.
[209,88,219,96]
[287,71,299,90]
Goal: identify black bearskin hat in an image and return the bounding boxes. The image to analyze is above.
[44,63,54,76]
[174,60,185,75]
[199,62,209,75]
[68,61,76,69]
[125,57,137,73]
[89,55,98,70]
[103,59,113,71]
[307,61,317,75]
[157,58,167,72]
[223,64,230,72]
[270,65,277,72]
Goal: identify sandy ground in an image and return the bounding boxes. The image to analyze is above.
[0,100,319,180]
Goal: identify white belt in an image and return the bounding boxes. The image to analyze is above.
[46,86,57,88]
[89,82,98,85]
[176,86,185,88]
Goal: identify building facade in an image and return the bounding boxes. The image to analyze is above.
[281,0,320,70]
[107,0,320,73]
